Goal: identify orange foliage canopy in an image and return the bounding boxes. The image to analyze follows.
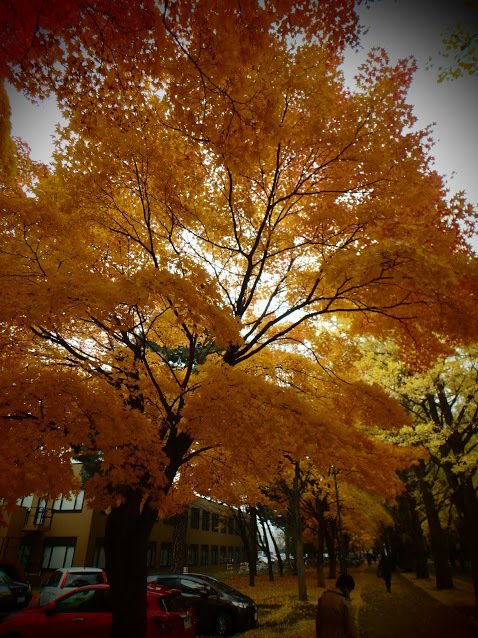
[1,0,477,515]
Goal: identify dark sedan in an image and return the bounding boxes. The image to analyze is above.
[0,569,31,614]
[147,573,257,636]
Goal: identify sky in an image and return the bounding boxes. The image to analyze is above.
[6,0,478,204]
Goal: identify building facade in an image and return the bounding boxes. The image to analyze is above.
[1,472,247,584]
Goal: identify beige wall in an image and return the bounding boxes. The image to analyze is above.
[1,483,248,580]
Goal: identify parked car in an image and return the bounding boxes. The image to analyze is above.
[0,583,195,637]
[39,567,106,606]
[0,570,31,614]
[0,562,32,607]
[147,573,257,636]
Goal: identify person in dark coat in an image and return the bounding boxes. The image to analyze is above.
[378,553,392,592]
[315,573,359,638]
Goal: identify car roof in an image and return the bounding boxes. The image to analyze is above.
[55,567,104,573]
[50,583,181,599]
[151,573,206,578]
[146,584,182,596]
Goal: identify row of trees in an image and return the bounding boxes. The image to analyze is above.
[360,345,478,603]
[1,1,477,635]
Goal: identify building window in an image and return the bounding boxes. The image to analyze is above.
[221,517,227,533]
[235,518,241,535]
[202,510,210,531]
[235,547,241,563]
[212,513,219,532]
[93,541,105,568]
[147,542,156,568]
[190,508,200,530]
[33,499,48,526]
[228,518,234,534]
[163,517,175,525]
[211,545,218,565]
[200,545,209,566]
[17,541,33,569]
[228,547,234,563]
[220,546,226,564]
[188,544,198,566]
[160,543,172,567]
[53,490,85,512]
[16,495,34,508]
[42,539,76,569]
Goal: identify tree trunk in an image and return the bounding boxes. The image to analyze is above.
[258,515,274,581]
[441,463,478,608]
[416,468,453,589]
[248,507,258,587]
[266,518,284,577]
[325,519,337,580]
[293,462,307,601]
[171,508,189,573]
[105,492,158,638]
[316,525,325,588]
[406,492,429,579]
[315,498,326,587]
[458,481,478,609]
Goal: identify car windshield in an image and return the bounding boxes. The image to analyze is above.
[64,572,104,587]
[157,594,190,612]
[198,575,237,594]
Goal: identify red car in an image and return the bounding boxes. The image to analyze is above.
[0,584,195,637]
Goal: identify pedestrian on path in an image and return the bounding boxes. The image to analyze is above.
[378,553,392,593]
[315,573,359,638]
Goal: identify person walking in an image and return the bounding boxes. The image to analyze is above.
[378,553,392,593]
[315,573,359,638]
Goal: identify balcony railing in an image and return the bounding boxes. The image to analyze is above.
[23,507,53,530]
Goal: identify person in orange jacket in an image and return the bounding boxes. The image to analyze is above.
[315,573,359,638]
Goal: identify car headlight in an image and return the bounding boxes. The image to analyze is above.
[232,600,248,609]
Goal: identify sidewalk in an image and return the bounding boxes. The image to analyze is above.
[354,566,477,638]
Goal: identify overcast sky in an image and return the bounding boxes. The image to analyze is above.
[342,0,477,204]
[6,0,478,204]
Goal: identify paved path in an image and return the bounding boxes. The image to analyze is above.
[356,567,477,638]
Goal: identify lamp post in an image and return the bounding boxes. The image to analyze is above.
[332,466,347,575]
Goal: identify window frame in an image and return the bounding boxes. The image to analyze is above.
[190,507,200,530]
[41,539,76,570]
[201,510,210,531]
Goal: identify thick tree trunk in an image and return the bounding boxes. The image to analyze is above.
[248,507,258,587]
[457,480,478,609]
[406,492,429,579]
[325,520,337,580]
[105,492,158,638]
[441,463,478,608]
[171,508,189,573]
[315,498,326,587]
[417,474,453,589]
[316,525,325,588]
[293,462,307,601]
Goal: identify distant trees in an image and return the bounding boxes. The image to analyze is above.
[360,343,478,607]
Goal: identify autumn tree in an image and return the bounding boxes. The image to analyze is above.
[427,0,478,81]
[360,342,478,605]
[2,1,478,636]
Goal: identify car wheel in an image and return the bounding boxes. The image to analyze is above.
[215,612,232,636]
